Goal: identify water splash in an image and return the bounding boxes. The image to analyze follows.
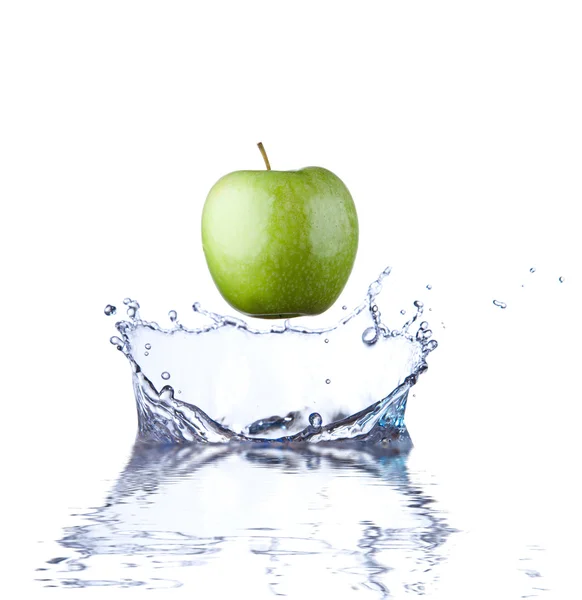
[109,267,437,444]
[493,300,507,309]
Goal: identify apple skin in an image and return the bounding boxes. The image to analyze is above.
[201,166,358,318]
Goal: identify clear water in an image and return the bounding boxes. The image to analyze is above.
[108,267,437,444]
[34,443,562,596]
[31,266,576,596]
[35,445,438,593]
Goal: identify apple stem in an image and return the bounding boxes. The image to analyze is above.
[257,142,271,170]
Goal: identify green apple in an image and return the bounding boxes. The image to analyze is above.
[201,144,358,318]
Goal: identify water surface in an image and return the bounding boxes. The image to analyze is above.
[35,442,558,597]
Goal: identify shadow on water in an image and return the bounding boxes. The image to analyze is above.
[36,441,456,596]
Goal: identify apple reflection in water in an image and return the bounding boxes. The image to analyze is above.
[41,444,452,594]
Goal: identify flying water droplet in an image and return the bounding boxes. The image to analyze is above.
[414,300,424,309]
[362,327,378,345]
[530,267,536,273]
[324,338,329,344]
[325,379,331,385]
[161,372,170,380]
[145,343,151,350]
[123,298,131,305]
[372,304,378,313]
[426,284,432,290]
[419,321,429,330]
[144,351,149,356]
[309,413,322,428]
[168,310,178,322]
[400,309,406,315]
[559,276,564,283]
[342,305,347,310]
[493,299,507,309]
[104,304,117,316]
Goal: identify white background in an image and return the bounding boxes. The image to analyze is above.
[1,1,581,597]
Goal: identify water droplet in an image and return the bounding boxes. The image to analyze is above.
[109,336,124,350]
[362,327,378,345]
[426,284,432,290]
[325,379,331,384]
[425,340,438,352]
[342,305,347,310]
[145,343,151,350]
[372,304,378,313]
[309,413,322,428]
[161,372,171,380]
[168,310,177,322]
[104,304,117,316]
[144,351,149,356]
[416,327,432,341]
[324,338,329,344]
[530,267,536,273]
[127,307,137,318]
[159,386,173,401]
[123,298,131,305]
[400,309,406,315]
[414,300,424,309]
[178,390,182,394]
[559,276,564,283]
[493,299,507,309]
